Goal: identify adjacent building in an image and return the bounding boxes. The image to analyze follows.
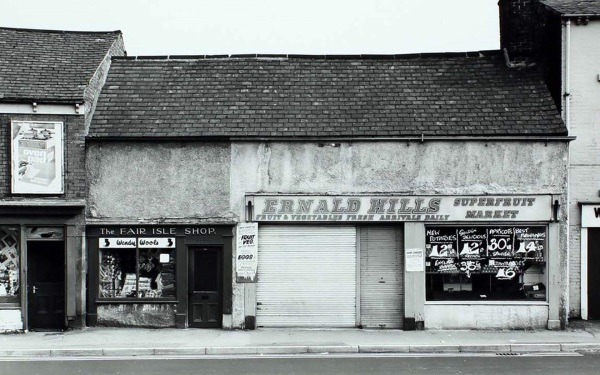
[86,52,570,330]
[0,27,125,331]
[499,0,600,321]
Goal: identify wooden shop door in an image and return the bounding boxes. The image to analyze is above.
[27,240,65,331]
[188,246,222,328]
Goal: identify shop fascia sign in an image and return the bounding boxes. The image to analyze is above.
[247,195,553,222]
[581,204,600,228]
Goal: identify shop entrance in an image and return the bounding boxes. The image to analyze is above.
[27,240,65,331]
[588,229,600,319]
[188,246,222,328]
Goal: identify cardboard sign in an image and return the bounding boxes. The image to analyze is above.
[236,223,258,282]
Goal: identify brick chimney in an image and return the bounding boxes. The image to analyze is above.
[498,0,536,60]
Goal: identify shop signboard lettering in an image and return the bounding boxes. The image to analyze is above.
[11,121,64,194]
[236,223,258,283]
[100,238,137,248]
[138,238,175,248]
[248,195,552,222]
[92,226,218,236]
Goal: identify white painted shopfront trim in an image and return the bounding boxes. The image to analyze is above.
[425,304,549,329]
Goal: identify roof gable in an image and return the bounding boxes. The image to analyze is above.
[0,27,122,103]
[90,52,566,139]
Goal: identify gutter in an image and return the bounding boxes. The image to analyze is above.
[85,135,576,142]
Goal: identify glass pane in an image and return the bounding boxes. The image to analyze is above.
[138,249,176,298]
[193,249,218,292]
[425,226,546,301]
[99,249,136,298]
[0,226,20,304]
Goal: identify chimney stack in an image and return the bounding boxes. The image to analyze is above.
[498,0,536,60]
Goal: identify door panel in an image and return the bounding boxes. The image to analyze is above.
[27,241,65,331]
[188,247,222,328]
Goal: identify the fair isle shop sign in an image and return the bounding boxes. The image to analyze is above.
[248,195,553,222]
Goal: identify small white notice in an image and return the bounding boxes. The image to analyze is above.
[406,248,424,272]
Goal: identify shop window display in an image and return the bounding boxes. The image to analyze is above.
[99,247,176,299]
[0,226,20,304]
[425,226,546,301]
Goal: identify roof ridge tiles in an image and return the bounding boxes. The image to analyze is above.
[0,26,121,34]
[111,49,502,62]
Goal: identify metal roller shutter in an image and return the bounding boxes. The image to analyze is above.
[257,225,357,327]
[359,226,404,329]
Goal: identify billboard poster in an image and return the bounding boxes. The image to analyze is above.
[11,121,64,194]
[236,223,258,283]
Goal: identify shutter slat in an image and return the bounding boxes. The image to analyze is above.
[257,226,356,328]
[360,226,404,329]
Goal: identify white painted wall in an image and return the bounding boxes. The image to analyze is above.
[0,310,23,332]
[566,20,600,318]
[425,303,548,329]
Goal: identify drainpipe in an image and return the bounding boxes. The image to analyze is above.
[564,19,571,130]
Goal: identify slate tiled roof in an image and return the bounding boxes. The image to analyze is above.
[540,0,600,15]
[90,52,566,139]
[0,27,122,103]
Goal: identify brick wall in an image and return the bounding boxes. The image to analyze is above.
[567,21,600,318]
[499,0,536,58]
[0,114,87,200]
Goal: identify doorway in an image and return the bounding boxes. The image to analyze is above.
[27,240,65,331]
[188,246,222,328]
[589,229,600,319]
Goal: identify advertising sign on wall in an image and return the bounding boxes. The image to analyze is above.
[248,195,552,222]
[11,121,64,194]
[236,223,258,283]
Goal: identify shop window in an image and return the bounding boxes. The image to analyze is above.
[99,247,176,299]
[0,226,20,304]
[425,226,546,301]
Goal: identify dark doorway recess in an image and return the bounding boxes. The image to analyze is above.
[27,240,65,331]
[188,246,222,328]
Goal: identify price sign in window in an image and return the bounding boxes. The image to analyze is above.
[425,226,546,301]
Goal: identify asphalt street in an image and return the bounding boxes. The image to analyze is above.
[2,352,600,375]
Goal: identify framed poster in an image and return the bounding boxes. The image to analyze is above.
[11,121,64,194]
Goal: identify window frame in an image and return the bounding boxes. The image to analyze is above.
[97,242,177,303]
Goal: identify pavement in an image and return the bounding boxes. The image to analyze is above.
[2,321,600,358]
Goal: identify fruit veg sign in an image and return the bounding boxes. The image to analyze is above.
[11,121,64,194]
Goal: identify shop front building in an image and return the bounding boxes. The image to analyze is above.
[244,194,559,330]
[86,225,233,328]
[0,27,125,332]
